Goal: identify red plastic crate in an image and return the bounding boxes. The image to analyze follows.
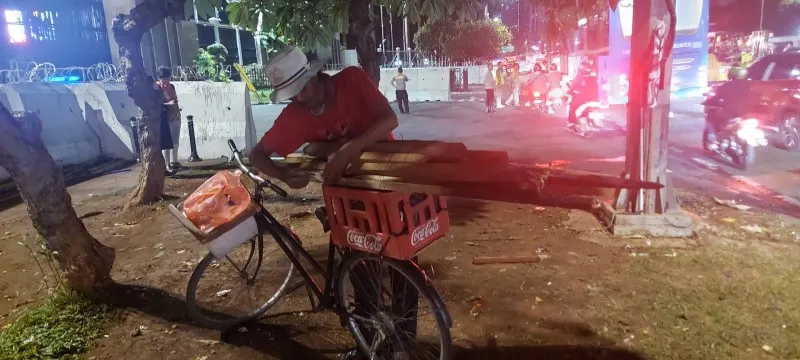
[322,186,449,260]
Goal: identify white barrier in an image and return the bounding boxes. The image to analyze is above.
[172,82,258,159]
[325,67,452,102]
[466,66,485,85]
[0,83,103,181]
[0,81,256,181]
[378,67,451,102]
[70,83,139,161]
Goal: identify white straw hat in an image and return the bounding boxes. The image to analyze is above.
[266,46,323,103]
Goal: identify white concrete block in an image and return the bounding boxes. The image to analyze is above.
[172,82,258,160]
[0,83,102,168]
[69,82,138,161]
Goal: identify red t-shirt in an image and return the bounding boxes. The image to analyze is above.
[257,66,394,157]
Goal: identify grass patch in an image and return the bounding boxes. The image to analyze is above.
[585,244,800,360]
[0,289,115,360]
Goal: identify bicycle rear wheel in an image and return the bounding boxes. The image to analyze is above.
[185,226,297,330]
[336,252,452,360]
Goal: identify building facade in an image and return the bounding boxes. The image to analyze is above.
[1,0,111,68]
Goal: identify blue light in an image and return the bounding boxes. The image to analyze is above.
[47,76,80,83]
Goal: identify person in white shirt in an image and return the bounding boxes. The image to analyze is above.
[391,67,411,113]
[484,62,496,113]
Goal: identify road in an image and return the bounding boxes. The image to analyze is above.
[253,99,800,216]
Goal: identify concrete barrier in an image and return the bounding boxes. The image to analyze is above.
[378,67,451,102]
[172,81,258,159]
[325,67,452,102]
[69,82,139,161]
[0,81,256,181]
[466,66,485,84]
[0,83,103,181]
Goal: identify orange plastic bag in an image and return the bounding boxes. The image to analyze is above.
[183,170,252,233]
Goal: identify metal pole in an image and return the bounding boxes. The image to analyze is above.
[380,5,386,50]
[389,7,395,54]
[614,0,678,215]
[403,16,410,65]
[235,27,243,65]
[187,115,202,162]
[759,0,765,31]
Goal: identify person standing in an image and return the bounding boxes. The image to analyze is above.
[157,66,182,172]
[505,63,521,107]
[495,64,506,109]
[391,67,410,114]
[484,62,496,113]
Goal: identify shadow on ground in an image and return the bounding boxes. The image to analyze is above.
[454,343,646,360]
[102,282,337,360]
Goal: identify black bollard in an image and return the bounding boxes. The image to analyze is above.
[187,115,202,162]
[129,116,141,162]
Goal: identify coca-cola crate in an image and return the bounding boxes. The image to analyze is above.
[322,186,449,260]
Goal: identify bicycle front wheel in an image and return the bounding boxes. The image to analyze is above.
[336,252,453,360]
[186,227,296,330]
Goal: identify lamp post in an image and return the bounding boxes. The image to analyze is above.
[607,0,692,237]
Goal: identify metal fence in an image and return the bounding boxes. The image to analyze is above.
[0,51,474,86]
[0,62,238,85]
[377,50,480,69]
[0,62,124,84]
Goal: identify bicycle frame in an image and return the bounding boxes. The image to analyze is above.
[251,187,343,313]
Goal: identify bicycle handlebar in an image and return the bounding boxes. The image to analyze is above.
[227,139,288,198]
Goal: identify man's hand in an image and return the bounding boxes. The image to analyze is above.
[282,168,312,189]
[323,142,361,184]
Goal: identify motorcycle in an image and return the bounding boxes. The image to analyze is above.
[547,87,565,113]
[702,117,767,170]
[532,90,548,114]
[564,95,618,137]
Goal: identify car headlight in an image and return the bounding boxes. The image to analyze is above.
[741,118,759,129]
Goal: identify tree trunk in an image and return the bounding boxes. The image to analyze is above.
[0,106,115,292]
[349,0,381,85]
[111,0,187,209]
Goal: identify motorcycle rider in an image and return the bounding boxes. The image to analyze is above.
[546,63,564,113]
[529,63,549,110]
[567,58,599,129]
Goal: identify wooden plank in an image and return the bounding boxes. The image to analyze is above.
[303,140,469,158]
[284,150,510,165]
[334,175,601,209]
[289,161,519,184]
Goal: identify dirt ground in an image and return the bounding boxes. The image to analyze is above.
[1,170,799,360]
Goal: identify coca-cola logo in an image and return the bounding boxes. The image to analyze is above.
[346,230,383,252]
[411,217,440,247]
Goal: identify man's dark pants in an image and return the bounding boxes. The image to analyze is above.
[396,90,410,113]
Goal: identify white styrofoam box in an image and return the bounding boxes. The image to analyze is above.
[206,216,259,259]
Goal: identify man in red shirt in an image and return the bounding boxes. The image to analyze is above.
[249,47,414,359]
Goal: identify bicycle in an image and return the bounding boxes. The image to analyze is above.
[170,139,453,360]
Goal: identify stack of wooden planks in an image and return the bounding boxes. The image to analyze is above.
[280,140,661,209]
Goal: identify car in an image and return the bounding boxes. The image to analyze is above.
[704,53,800,151]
